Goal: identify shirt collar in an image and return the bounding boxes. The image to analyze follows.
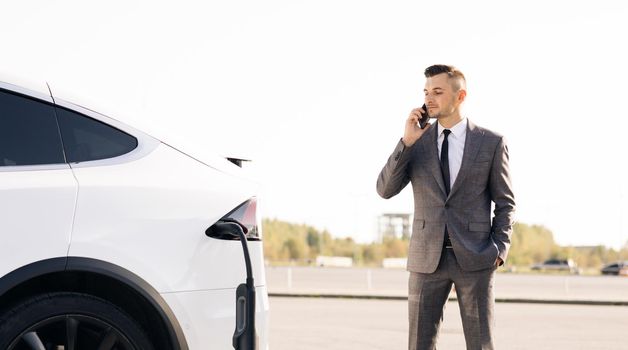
[438,118,467,138]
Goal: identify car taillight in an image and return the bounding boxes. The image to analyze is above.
[222,198,260,240]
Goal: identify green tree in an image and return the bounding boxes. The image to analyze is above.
[507,223,559,266]
[306,228,321,255]
[262,218,624,270]
[382,237,408,258]
[281,237,309,261]
[362,243,384,265]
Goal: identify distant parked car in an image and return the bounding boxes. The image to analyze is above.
[601,261,628,275]
[531,259,580,274]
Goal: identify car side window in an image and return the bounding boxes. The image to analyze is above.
[56,107,138,163]
[0,90,65,166]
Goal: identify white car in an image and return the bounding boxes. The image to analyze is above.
[0,78,268,349]
[531,258,579,274]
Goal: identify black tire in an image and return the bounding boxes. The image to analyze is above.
[0,292,154,350]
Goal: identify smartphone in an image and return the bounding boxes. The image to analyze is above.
[418,104,430,129]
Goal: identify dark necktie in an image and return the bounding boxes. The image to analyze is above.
[440,129,452,195]
[441,129,453,248]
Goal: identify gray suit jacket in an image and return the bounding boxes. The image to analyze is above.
[377,120,515,273]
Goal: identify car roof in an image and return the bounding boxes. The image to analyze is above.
[0,76,53,103]
[0,74,249,178]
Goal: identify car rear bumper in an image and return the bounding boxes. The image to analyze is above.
[162,285,269,349]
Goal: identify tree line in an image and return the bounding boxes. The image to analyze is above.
[262,218,628,269]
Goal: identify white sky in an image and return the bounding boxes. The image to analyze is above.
[2,1,627,249]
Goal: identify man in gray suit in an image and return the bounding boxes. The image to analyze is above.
[377,64,515,350]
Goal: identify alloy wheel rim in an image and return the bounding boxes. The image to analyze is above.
[8,314,135,350]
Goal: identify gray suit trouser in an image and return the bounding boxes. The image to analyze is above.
[408,249,496,350]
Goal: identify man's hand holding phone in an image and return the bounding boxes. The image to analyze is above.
[402,105,431,147]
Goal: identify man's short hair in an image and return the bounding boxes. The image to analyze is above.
[424,64,466,91]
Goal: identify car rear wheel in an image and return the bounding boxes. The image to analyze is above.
[0,292,154,350]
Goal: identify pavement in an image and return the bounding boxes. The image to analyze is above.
[266,267,628,349]
[269,297,628,350]
[265,266,628,305]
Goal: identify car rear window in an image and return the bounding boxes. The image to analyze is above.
[0,90,65,166]
[56,107,138,163]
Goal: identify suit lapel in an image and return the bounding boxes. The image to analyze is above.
[449,119,484,198]
[421,123,447,196]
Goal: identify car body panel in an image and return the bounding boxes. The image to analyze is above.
[67,143,266,292]
[0,166,77,278]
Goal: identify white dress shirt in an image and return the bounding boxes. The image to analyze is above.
[437,118,467,189]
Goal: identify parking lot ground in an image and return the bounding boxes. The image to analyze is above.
[266,266,628,304]
[269,296,628,350]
